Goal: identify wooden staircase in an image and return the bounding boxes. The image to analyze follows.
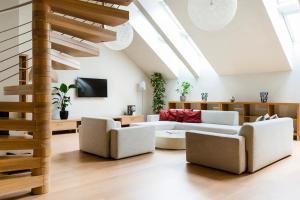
[0,0,134,197]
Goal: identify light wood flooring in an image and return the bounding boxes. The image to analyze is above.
[2,133,300,200]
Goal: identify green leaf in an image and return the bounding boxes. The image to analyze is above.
[68,84,77,90]
[60,83,68,93]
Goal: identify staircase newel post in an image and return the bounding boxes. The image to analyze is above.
[31,0,52,194]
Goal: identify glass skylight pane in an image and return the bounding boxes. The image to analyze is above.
[138,0,212,77]
[128,4,192,78]
[286,12,300,43]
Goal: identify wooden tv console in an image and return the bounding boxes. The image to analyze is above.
[168,101,300,140]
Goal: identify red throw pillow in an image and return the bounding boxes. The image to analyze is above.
[176,109,192,122]
[159,110,169,121]
[168,109,177,121]
[183,110,201,123]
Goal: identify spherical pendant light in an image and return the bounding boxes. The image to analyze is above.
[104,22,134,51]
[188,0,237,31]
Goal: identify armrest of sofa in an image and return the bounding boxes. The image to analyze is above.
[79,117,116,158]
[186,131,246,174]
[110,126,155,159]
[239,118,293,173]
[147,115,159,122]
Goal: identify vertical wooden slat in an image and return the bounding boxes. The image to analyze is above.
[19,55,29,119]
[31,0,52,194]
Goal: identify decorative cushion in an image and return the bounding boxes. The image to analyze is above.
[168,109,177,121]
[159,110,169,121]
[183,110,201,123]
[270,114,279,120]
[256,116,264,122]
[264,113,270,120]
[176,109,192,122]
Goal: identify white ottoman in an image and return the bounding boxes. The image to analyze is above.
[155,130,186,150]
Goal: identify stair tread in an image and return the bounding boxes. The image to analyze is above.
[4,84,33,95]
[0,156,41,173]
[51,32,99,57]
[51,50,81,70]
[0,102,33,113]
[0,119,35,131]
[0,135,39,151]
[100,0,134,6]
[49,0,129,26]
[0,175,43,196]
[49,14,116,43]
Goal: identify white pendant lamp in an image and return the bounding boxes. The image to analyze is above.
[104,22,134,51]
[188,0,237,31]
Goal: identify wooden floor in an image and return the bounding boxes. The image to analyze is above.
[2,133,300,200]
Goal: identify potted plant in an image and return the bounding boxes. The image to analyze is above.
[176,81,192,102]
[52,83,77,120]
[150,73,166,114]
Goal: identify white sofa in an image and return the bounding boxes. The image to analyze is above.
[79,117,155,159]
[131,110,241,135]
[186,118,294,174]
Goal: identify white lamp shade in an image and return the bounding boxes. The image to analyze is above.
[138,81,146,91]
[188,0,237,31]
[104,22,134,51]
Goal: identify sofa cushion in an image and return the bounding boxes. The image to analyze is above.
[176,110,185,122]
[201,110,239,126]
[168,109,177,121]
[130,121,178,131]
[183,110,201,123]
[175,123,241,135]
[159,110,169,121]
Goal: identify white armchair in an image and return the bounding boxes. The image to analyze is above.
[79,117,155,159]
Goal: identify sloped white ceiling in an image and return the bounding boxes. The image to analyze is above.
[124,31,177,79]
[164,0,292,75]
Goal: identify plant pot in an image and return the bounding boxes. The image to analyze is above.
[60,110,69,120]
[180,95,186,102]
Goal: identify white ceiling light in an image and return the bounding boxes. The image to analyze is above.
[104,22,134,51]
[188,0,237,31]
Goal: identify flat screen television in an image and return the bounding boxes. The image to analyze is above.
[76,77,107,97]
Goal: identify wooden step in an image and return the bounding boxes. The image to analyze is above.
[4,84,33,95]
[51,51,80,70]
[0,102,33,113]
[0,135,39,150]
[0,175,43,196]
[48,14,116,43]
[49,0,129,26]
[0,157,41,173]
[51,32,99,57]
[0,119,35,131]
[98,0,134,6]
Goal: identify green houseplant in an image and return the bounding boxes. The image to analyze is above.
[176,81,192,102]
[150,73,166,114]
[52,83,77,120]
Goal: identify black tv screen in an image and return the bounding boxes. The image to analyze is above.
[77,78,107,97]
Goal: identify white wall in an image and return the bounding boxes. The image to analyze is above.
[53,45,151,119]
[166,46,300,103]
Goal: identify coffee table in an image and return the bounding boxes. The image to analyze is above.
[155,130,186,150]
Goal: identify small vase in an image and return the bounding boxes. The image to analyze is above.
[60,110,69,120]
[180,95,186,102]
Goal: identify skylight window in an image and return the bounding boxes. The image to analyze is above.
[278,0,300,43]
[128,4,190,78]
[136,0,211,78]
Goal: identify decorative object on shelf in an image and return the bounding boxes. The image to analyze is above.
[176,81,192,102]
[260,92,269,103]
[104,22,134,51]
[150,73,166,114]
[127,105,136,116]
[201,93,208,101]
[52,83,77,120]
[230,96,236,102]
[187,0,237,31]
[138,81,147,114]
